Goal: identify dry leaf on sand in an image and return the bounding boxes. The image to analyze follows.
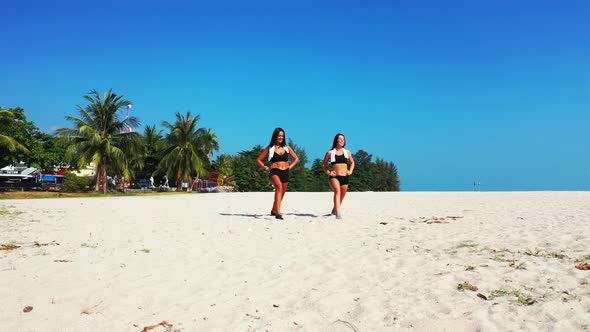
[142,320,173,331]
[1,244,21,251]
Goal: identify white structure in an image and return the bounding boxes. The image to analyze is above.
[0,162,37,179]
[0,162,39,190]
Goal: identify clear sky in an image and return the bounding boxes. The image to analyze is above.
[1,0,589,191]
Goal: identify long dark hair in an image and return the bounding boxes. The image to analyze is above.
[331,133,346,149]
[268,127,286,148]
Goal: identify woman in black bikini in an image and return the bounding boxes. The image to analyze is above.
[322,133,355,219]
[256,127,299,219]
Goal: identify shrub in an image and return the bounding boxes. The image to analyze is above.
[61,172,93,192]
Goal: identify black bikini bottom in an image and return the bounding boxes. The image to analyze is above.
[269,168,289,183]
[329,175,349,185]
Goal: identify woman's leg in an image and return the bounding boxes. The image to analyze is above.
[329,178,342,216]
[270,175,283,215]
[340,185,348,205]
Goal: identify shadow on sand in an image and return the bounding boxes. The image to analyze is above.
[219,212,321,219]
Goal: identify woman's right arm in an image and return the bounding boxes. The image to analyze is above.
[322,151,332,176]
[256,147,270,171]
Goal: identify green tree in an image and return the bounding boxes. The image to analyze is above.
[371,157,400,191]
[139,124,165,180]
[309,158,331,192]
[56,89,139,193]
[197,128,220,169]
[228,147,400,192]
[286,139,309,191]
[0,107,31,163]
[213,153,235,177]
[0,107,67,170]
[31,132,67,172]
[61,172,93,192]
[212,153,236,187]
[118,132,145,185]
[232,145,270,191]
[349,149,372,191]
[159,112,218,190]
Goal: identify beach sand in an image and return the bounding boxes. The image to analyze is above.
[1,192,589,331]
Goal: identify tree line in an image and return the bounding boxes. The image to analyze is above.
[1,89,400,192]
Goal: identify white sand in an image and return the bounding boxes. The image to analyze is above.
[1,192,589,331]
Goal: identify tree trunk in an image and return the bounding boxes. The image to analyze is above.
[95,173,100,192]
[102,164,108,194]
[176,168,183,191]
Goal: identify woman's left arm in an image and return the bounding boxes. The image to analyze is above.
[288,145,300,170]
[347,149,355,175]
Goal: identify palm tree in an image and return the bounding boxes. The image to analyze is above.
[0,108,30,154]
[195,128,219,166]
[213,153,234,177]
[141,124,165,179]
[159,112,218,190]
[56,89,139,193]
[119,132,145,186]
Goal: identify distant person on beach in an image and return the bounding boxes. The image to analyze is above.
[256,127,300,220]
[322,133,355,219]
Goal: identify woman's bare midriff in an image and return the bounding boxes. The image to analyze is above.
[271,161,289,170]
[332,164,348,176]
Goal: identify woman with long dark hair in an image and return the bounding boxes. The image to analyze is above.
[322,133,355,219]
[256,127,299,219]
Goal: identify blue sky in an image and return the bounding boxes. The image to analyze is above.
[1,1,589,191]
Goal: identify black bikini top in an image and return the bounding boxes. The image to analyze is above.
[330,148,349,164]
[268,146,289,162]
[270,151,288,162]
[331,153,348,164]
